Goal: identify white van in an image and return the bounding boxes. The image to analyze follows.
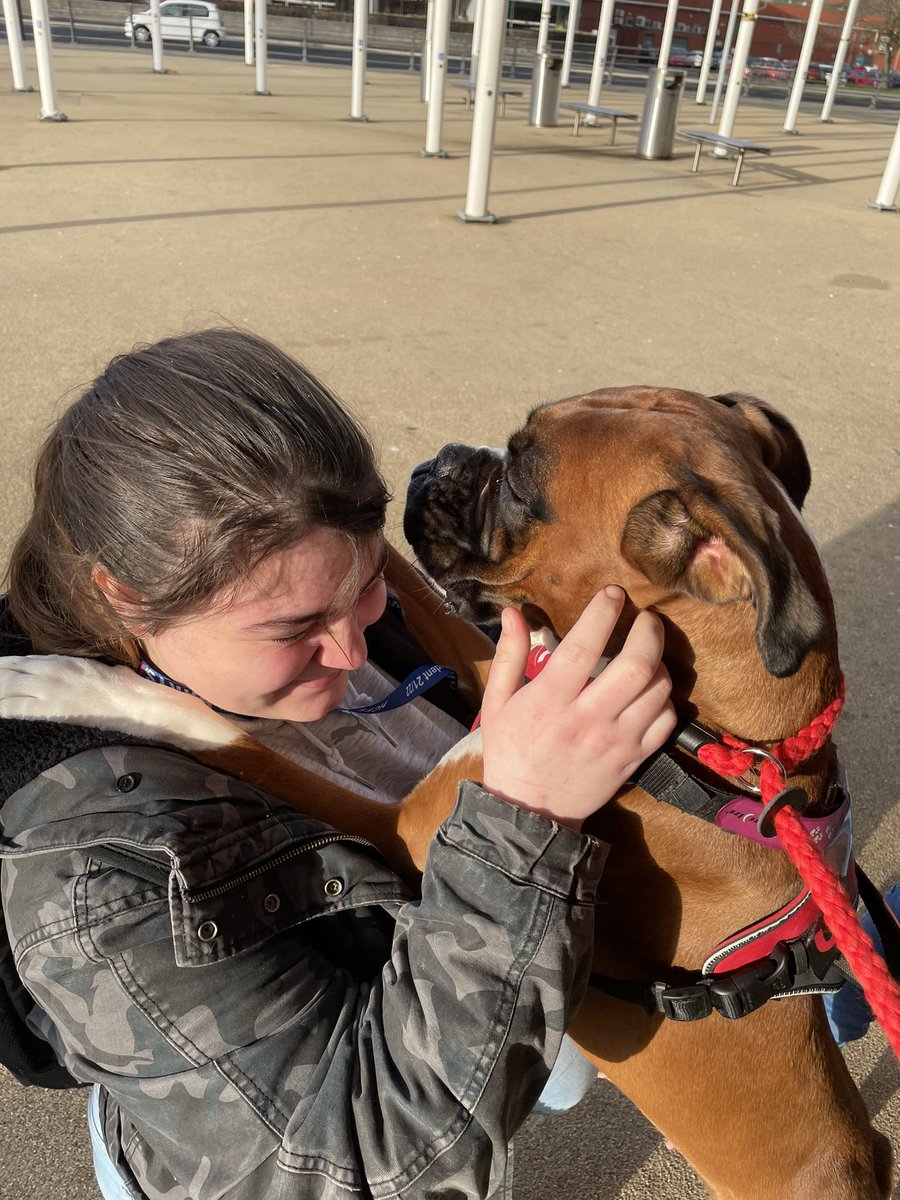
[125,2,227,47]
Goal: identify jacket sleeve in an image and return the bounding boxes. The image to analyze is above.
[6,768,606,1200]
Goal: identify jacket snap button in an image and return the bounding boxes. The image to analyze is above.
[263,893,281,913]
[116,773,141,793]
[324,878,343,897]
[197,921,218,942]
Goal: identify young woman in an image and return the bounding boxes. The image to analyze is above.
[0,329,675,1200]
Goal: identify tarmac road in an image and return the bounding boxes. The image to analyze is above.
[0,41,898,1200]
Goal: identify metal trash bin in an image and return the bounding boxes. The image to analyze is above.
[636,66,685,158]
[529,52,562,127]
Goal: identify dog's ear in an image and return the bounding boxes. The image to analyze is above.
[709,393,812,510]
[621,487,825,678]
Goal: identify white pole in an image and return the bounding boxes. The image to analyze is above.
[657,0,679,70]
[459,0,506,221]
[821,0,860,121]
[585,0,614,110]
[695,0,723,102]
[716,0,757,140]
[783,0,825,132]
[561,0,582,87]
[421,0,434,100]
[148,0,164,73]
[243,0,253,65]
[349,0,368,119]
[422,0,451,156]
[868,115,900,210]
[708,0,737,122]
[536,0,551,54]
[469,0,484,80]
[3,0,32,90]
[255,0,269,94]
[28,0,66,119]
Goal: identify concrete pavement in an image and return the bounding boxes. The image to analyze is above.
[0,40,898,1199]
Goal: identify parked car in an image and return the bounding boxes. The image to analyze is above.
[889,70,900,88]
[745,56,791,81]
[124,1,227,47]
[669,49,704,68]
[845,65,882,87]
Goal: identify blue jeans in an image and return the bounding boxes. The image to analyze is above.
[88,1086,137,1200]
[823,883,900,1046]
[531,1034,598,1115]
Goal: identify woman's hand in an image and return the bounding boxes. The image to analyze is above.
[479,587,676,831]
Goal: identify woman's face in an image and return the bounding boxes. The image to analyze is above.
[139,529,388,721]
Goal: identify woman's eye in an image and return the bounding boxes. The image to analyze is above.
[273,628,313,646]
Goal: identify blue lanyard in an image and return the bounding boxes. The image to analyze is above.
[338,663,456,715]
[138,657,456,718]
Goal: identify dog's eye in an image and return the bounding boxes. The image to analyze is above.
[503,474,528,506]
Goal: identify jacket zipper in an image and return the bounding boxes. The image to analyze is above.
[185,833,377,904]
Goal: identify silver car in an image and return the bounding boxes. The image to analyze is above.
[124,1,227,47]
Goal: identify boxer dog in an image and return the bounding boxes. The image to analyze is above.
[1,387,891,1198]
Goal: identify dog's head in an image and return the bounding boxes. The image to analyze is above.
[404,387,829,679]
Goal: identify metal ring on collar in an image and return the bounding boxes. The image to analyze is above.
[736,745,787,796]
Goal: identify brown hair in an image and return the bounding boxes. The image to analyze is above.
[7,329,391,665]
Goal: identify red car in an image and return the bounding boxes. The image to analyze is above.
[745,57,791,81]
[845,66,882,87]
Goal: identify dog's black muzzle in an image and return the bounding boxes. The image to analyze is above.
[404,443,507,623]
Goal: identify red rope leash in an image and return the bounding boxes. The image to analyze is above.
[774,806,900,1057]
[696,680,900,1057]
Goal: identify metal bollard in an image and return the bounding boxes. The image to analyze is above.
[66,0,77,43]
[128,2,135,47]
[188,13,194,51]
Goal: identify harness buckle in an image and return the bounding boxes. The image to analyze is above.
[708,944,794,1019]
[647,982,714,1022]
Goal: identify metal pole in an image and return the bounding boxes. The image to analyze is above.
[420,0,434,100]
[708,0,737,123]
[561,0,582,86]
[66,0,76,43]
[717,0,758,144]
[254,0,269,94]
[657,0,679,70]
[695,0,723,102]
[349,0,368,118]
[783,0,824,132]
[469,0,484,80]
[28,0,66,118]
[536,0,551,55]
[188,12,193,52]
[459,0,506,221]
[821,0,859,121]
[868,115,900,210]
[244,0,253,64]
[422,0,450,155]
[2,0,33,90]
[585,0,614,109]
[149,0,165,73]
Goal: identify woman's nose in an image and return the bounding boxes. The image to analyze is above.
[319,615,367,671]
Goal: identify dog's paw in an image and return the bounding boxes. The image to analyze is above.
[0,655,239,750]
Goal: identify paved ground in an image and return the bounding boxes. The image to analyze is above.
[0,41,898,1199]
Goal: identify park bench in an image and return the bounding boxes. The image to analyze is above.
[677,130,772,187]
[451,81,524,118]
[559,102,638,145]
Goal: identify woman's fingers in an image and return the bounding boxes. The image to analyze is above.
[480,607,530,726]
[539,586,626,701]
[578,609,668,719]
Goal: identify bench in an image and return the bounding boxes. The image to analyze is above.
[677,130,772,187]
[559,102,638,145]
[451,81,524,118]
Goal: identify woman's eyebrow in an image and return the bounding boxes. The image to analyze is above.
[245,546,389,633]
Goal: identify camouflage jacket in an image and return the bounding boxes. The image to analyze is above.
[0,611,608,1199]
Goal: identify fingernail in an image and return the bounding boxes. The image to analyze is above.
[605,585,623,601]
[500,608,510,634]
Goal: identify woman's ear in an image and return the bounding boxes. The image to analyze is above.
[92,565,144,625]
